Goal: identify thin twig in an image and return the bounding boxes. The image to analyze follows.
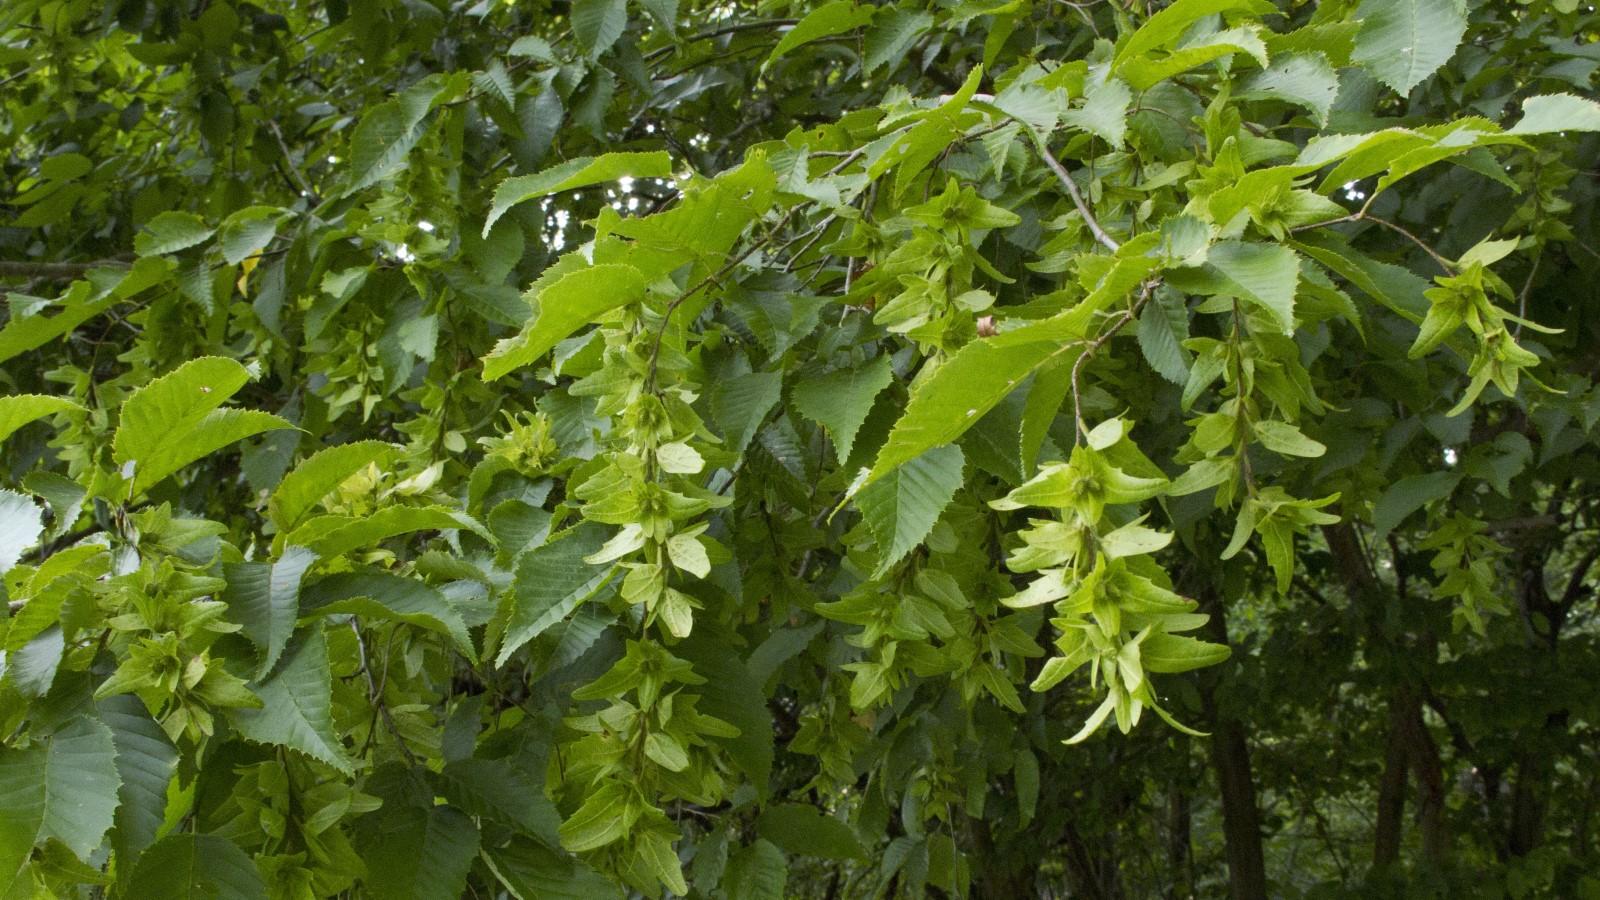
[1289,203,1455,275]
[1020,125,1120,251]
[351,619,420,766]
[645,203,809,389]
[0,259,131,279]
[1516,246,1541,338]
[643,19,799,64]
[1070,280,1158,441]
[0,64,37,89]
[267,119,319,203]
[1366,216,1456,274]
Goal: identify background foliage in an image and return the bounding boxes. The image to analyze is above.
[2,0,1599,897]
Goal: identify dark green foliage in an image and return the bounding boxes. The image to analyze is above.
[2,0,1599,897]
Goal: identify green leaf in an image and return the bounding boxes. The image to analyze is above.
[637,0,677,35]
[1121,28,1267,92]
[483,152,673,237]
[224,546,318,678]
[791,355,894,464]
[558,782,630,852]
[1206,241,1299,335]
[134,211,213,256]
[1293,233,1431,323]
[0,743,42,887]
[1351,0,1466,95]
[269,441,400,531]
[294,505,490,558]
[678,633,772,795]
[863,313,1089,487]
[440,758,561,845]
[112,357,293,494]
[1507,93,1600,135]
[0,284,117,365]
[766,1,877,67]
[97,695,178,861]
[0,394,80,447]
[482,264,649,380]
[217,206,284,265]
[1098,518,1173,559]
[1373,471,1461,538]
[484,839,622,900]
[601,156,777,272]
[868,66,985,186]
[341,78,447,197]
[496,525,615,666]
[0,717,121,865]
[862,8,933,74]
[571,0,628,59]
[229,625,355,774]
[1253,420,1326,458]
[756,805,866,860]
[856,444,965,576]
[1113,0,1275,69]
[302,572,479,662]
[124,834,269,900]
[724,839,787,900]
[359,805,480,900]
[1140,633,1232,673]
[1239,53,1341,126]
[710,371,783,457]
[0,489,43,573]
[1136,294,1191,384]
[5,628,61,698]
[633,831,689,896]
[1014,749,1040,825]
[1062,76,1133,149]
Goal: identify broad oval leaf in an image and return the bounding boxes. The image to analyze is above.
[301,571,478,662]
[0,394,80,447]
[126,834,269,900]
[483,151,672,237]
[229,625,355,774]
[269,441,400,531]
[112,357,293,494]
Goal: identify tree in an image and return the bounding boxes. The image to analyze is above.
[2,0,1598,896]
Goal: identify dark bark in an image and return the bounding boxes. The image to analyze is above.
[1507,711,1569,857]
[1166,784,1194,899]
[1506,546,1569,857]
[1402,691,1450,866]
[1196,588,1269,900]
[1061,822,1117,900]
[1323,522,1454,868]
[1373,691,1410,869]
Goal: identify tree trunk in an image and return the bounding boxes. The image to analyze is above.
[1507,711,1569,856]
[1500,535,1581,860]
[1322,523,1454,870]
[1061,822,1116,900]
[1373,691,1410,869]
[1402,692,1450,866]
[1166,784,1194,899]
[1197,589,1269,900]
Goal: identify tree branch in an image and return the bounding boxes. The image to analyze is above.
[0,259,130,279]
[1070,280,1157,440]
[1023,126,1121,252]
[351,619,420,766]
[644,19,799,64]
[267,119,319,203]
